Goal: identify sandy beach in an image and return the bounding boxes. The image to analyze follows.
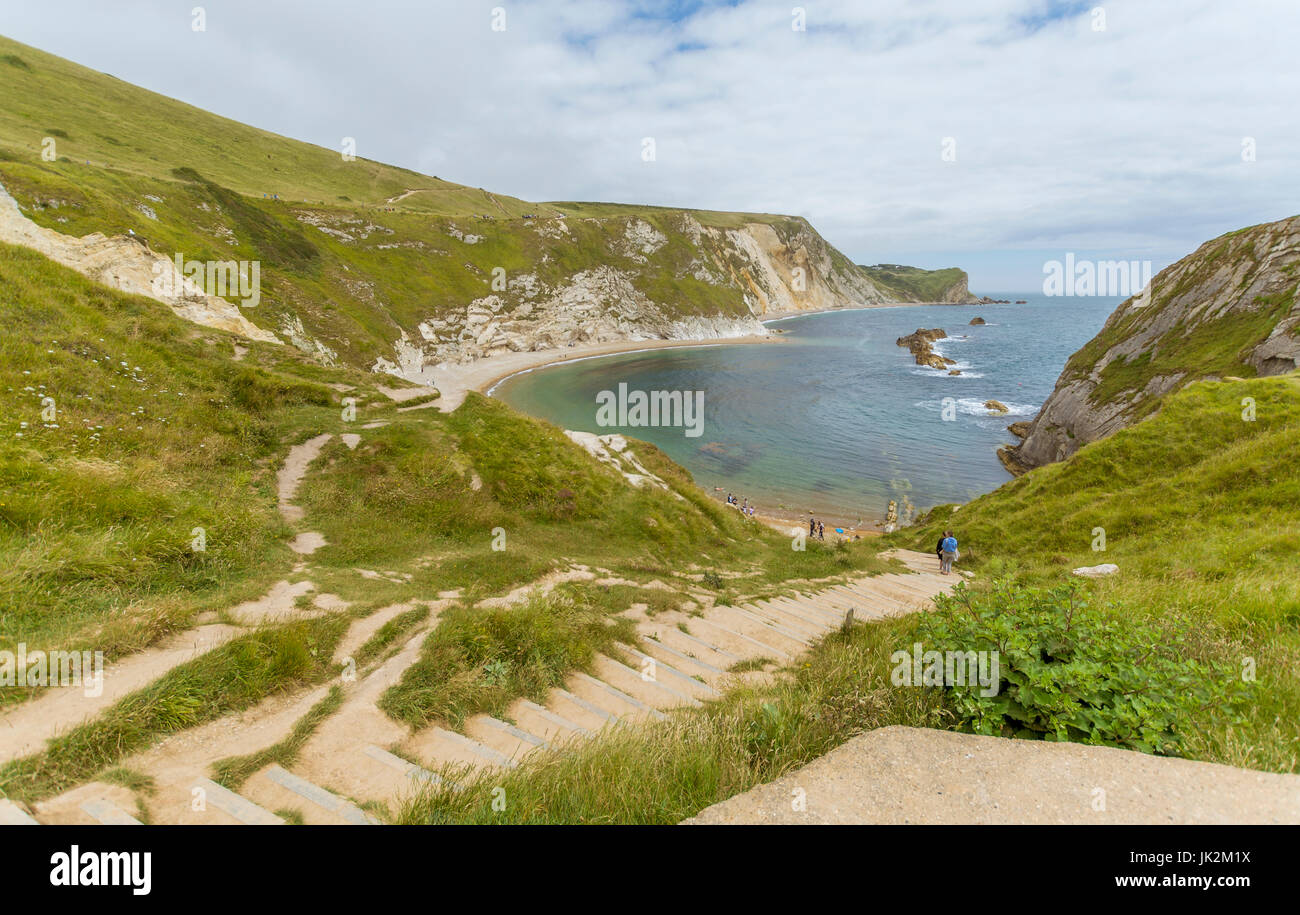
[711,494,886,541]
[422,300,942,411]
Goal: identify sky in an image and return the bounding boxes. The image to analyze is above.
[2,0,1297,290]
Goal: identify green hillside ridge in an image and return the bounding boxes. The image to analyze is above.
[860,264,974,303]
[0,33,948,388]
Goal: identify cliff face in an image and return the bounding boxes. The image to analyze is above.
[373,212,897,381]
[1008,215,1300,471]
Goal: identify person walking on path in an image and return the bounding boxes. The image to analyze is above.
[809,517,816,538]
[818,521,825,541]
[935,535,946,571]
[939,531,959,575]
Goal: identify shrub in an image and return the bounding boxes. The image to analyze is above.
[912,581,1250,755]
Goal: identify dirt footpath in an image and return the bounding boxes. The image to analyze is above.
[683,726,1300,824]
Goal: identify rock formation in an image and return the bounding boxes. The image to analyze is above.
[896,328,955,370]
[1007,214,1300,471]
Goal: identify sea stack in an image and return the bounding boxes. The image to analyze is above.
[896,328,955,369]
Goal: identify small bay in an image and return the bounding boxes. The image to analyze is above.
[494,294,1118,526]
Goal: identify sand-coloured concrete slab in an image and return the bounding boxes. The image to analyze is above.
[685,726,1300,824]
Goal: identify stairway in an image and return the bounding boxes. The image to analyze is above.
[17,549,954,825]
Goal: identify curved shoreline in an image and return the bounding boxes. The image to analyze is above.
[482,335,782,398]
[436,300,943,410]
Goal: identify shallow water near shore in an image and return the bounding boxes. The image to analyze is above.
[494,295,1117,525]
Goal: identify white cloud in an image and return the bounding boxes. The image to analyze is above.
[2,0,1297,287]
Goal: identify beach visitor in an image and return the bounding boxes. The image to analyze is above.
[940,530,959,575]
[818,521,825,541]
[809,518,816,537]
[935,535,946,571]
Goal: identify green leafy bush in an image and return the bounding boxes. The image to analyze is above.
[913,581,1250,755]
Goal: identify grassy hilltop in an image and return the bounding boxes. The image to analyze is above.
[860,264,975,303]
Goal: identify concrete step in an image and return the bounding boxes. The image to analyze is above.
[821,587,897,616]
[547,687,619,731]
[784,594,850,626]
[726,605,814,646]
[593,653,703,709]
[408,725,518,771]
[686,617,792,661]
[509,698,589,741]
[570,672,668,720]
[856,575,938,603]
[261,764,380,825]
[635,635,725,680]
[752,598,836,632]
[361,744,452,789]
[0,799,38,825]
[79,798,142,825]
[194,778,285,825]
[743,601,827,638]
[465,715,548,762]
[616,642,720,697]
[637,624,739,669]
[832,586,922,617]
[810,589,873,617]
[703,607,808,654]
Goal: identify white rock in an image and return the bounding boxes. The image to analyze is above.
[1072,563,1119,578]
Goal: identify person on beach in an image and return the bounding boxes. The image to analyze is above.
[818,521,825,541]
[939,530,959,575]
[935,535,946,570]
[809,517,816,537]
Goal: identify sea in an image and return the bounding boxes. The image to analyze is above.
[492,293,1118,527]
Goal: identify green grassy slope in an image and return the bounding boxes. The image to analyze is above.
[893,373,1300,771]
[860,264,972,302]
[0,36,539,215]
[0,240,345,673]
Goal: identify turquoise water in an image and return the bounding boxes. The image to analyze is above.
[493,295,1117,525]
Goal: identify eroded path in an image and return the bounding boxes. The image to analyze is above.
[0,432,342,767]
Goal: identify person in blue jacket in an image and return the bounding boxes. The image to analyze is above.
[939,531,959,575]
